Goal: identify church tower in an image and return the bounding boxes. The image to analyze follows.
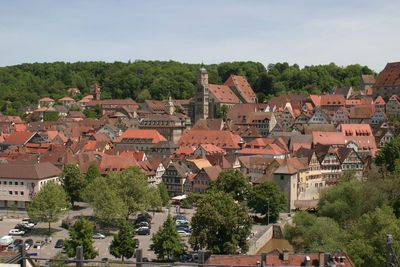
[193,64,209,122]
[165,91,175,115]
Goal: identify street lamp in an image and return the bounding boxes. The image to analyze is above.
[267,198,270,225]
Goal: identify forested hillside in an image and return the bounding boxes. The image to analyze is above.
[0,60,375,114]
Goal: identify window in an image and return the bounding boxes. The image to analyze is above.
[9,181,12,186]
[20,191,24,196]
[14,181,18,186]
[20,182,24,186]
[14,191,18,195]
[9,191,12,195]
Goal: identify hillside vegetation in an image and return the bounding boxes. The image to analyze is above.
[0,61,375,115]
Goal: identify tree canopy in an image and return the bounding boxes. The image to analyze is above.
[375,138,400,172]
[109,220,138,262]
[209,169,250,202]
[27,181,69,234]
[190,191,252,254]
[62,164,86,206]
[0,61,374,116]
[64,216,98,259]
[150,214,185,260]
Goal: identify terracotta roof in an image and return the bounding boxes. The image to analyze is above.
[192,118,224,130]
[227,125,261,139]
[320,94,345,106]
[68,111,86,118]
[312,131,346,146]
[39,97,55,102]
[172,146,196,160]
[83,95,94,100]
[375,62,400,87]
[115,129,167,144]
[35,107,48,112]
[178,129,242,149]
[4,132,37,145]
[348,105,375,119]
[224,75,257,103]
[0,162,61,179]
[198,144,227,155]
[202,165,222,181]
[97,153,140,174]
[362,74,376,84]
[186,158,212,170]
[307,95,321,107]
[209,84,240,103]
[273,157,307,174]
[59,97,74,101]
[374,96,386,105]
[303,124,336,135]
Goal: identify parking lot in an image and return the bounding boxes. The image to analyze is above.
[0,206,196,261]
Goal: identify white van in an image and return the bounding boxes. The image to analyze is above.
[0,235,14,246]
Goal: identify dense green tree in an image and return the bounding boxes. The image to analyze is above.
[216,104,229,121]
[284,211,344,252]
[158,182,170,206]
[64,216,98,259]
[247,181,287,222]
[190,191,252,254]
[346,206,400,267]
[107,167,162,218]
[51,252,68,267]
[150,214,185,260]
[85,162,101,184]
[209,170,250,201]
[27,181,69,234]
[62,164,86,206]
[43,111,59,121]
[375,138,400,172]
[109,220,138,261]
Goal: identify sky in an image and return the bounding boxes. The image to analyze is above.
[0,0,399,72]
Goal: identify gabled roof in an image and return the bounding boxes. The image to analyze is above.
[374,62,400,87]
[115,129,167,144]
[273,157,307,174]
[178,130,242,149]
[374,96,386,105]
[198,144,227,155]
[312,131,346,146]
[361,74,376,84]
[201,165,222,181]
[320,94,345,106]
[59,96,75,101]
[192,118,224,130]
[0,162,61,179]
[3,132,37,145]
[186,158,212,170]
[39,97,55,102]
[209,84,240,103]
[224,75,257,103]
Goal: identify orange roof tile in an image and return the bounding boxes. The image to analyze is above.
[178,129,242,149]
[59,96,75,101]
[375,62,400,87]
[224,75,256,103]
[39,97,55,102]
[374,95,386,105]
[115,129,167,144]
[209,84,240,103]
[4,132,36,145]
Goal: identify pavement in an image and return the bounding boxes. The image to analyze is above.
[0,204,264,261]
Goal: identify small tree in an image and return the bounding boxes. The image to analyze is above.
[150,214,185,260]
[158,182,170,206]
[109,220,137,262]
[44,111,59,121]
[209,169,250,201]
[86,162,101,184]
[27,181,69,234]
[62,164,86,206]
[247,181,287,222]
[216,104,229,121]
[64,216,98,259]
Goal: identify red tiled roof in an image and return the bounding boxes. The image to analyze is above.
[312,131,346,146]
[362,74,376,84]
[209,84,240,103]
[35,107,48,112]
[224,75,257,103]
[199,144,227,155]
[374,96,386,105]
[115,129,167,144]
[59,96,74,101]
[178,129,242,149]
[4,132,36,145]
[39,97,55,102]
[375,62,400,87]
[320,95,345,106]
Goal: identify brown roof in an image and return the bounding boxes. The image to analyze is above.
[0,162,61,179]
[202,165,222,181]
[224,75,257,103]
[115,129,167,144]
[375,62,400,87]
[3,132,37,145]
[209,84,240,103]
[178,130,242,149]
[192,118,224,130]
[348,105,375,119]
[320,95,345,106]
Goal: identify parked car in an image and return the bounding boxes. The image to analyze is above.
[9,229,25,236]
[173,215,186,221]
[136,213,152,223]
[93,233,106,239]
[136,227,150,235]
[135,221,151,229]
[15,224,31,233]
[0,236,14,246]
[33,240,44,248]
[24,239,33,250]
[176,226,191,234]
[177,230,189,237]
[7,244,19,251]
[55,239,64,248]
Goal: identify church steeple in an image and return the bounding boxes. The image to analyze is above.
[193,63,209,122]
[165,90,175,115]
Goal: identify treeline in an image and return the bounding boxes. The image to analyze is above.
[0,60,375,114]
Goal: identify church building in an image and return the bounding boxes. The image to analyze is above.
[190,64,257,123]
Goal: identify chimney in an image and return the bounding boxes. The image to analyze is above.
[319,251,325,267]
[261,252,266,267]
[283,249,289,261]
[304,255,310,266]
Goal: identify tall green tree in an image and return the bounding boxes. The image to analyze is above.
[85,162,101,184]
[64,216,98,259]
[27,181,69,234]
[108,167,162,218]
[190,191,252,254]
[247,181,287,222]
[216,104,229,121]
[158,182,170,206]
[62,164,86,206]
[150,214,185,260]
[109,220,138,262]
[375,138,400,172]
[209,170,250,201]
